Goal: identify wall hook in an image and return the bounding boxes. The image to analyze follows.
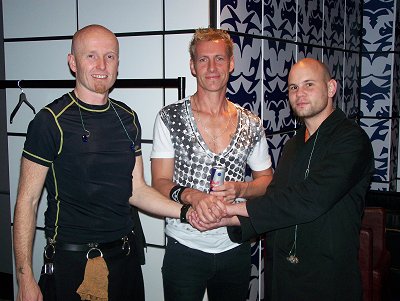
[17,80,24,92]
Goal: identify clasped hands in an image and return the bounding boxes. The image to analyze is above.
[186,182,242,231]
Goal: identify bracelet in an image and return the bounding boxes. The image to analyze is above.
[169,185,186,203]
[180,204,191,223]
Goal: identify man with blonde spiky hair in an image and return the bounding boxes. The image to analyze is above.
[151,27,273,301]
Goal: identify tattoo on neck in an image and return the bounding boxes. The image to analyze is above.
[18,267,24,274]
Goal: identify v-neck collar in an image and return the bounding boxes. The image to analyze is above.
[186,96,240,157]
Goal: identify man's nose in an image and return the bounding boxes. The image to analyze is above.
[208,59,216,71]
[296,86,306,96]
[97,58,106,70]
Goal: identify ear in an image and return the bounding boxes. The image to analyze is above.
[189,59,197,77]
[327,79,337,98]
[67,53,77,73]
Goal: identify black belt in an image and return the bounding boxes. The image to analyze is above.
[48,232,133,252]
[55,239,124,252]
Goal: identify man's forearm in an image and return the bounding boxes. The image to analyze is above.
[226,202,249,217]
[151,177,176,199]
[242,168,273,199]
[13,198,38,282]
[130,183,181,218]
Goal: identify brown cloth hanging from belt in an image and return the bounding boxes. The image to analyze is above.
[76,256,109,301]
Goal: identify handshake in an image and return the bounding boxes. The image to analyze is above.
[182,182,248,231]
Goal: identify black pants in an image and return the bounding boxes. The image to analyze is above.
[162,237,251,301]
[41,234,144,301]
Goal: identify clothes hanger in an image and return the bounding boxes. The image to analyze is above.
[10,80,36,124]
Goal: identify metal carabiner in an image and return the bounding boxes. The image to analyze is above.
[122,236,131,256]
[44,243,56,260]
[86,247,103,259]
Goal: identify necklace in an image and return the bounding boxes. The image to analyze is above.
[286,127,320,265]
[78,105,90,142]
[192,96,234,151]
[73,93,135,152]
[110,101,136,151]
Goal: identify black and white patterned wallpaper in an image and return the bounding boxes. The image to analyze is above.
[220,0,365,171]
[361,0,400,191]
[219,0,399,299]
[220,0,400,191]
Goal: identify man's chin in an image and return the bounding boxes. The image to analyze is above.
[94,83,112,94]
[293,110,306,118]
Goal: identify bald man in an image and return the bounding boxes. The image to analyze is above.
[192,58,374,301]
[13,24,185,301]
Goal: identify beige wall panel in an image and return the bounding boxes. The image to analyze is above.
[78,0,163,32]
[3,0,76,38]
[165,34,198,103]
[118,36,163,79]
[165,0,209,30]
[5,41,73,80]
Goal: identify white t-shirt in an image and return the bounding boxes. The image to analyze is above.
[151,97,272,253]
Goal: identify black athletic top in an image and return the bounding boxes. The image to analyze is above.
[23,92,142,244]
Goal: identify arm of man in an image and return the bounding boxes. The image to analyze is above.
[151,157,225,223]
[129,156,182,218]
[228,122,375,242]
[14,157,48,301]
[188,197,249,232]
[210,121,273,202]
[210,167,273,202]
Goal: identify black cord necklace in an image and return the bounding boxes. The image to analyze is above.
[78,104,90,142]
[70,93,135,152]
[286,127,320,265]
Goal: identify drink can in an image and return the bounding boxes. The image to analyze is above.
[210,165,225,191]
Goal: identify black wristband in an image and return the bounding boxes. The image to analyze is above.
[180,204,191,223]
[169,185,186,203]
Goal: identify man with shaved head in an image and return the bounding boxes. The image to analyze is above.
[13,24,186,301]
[191,58,374,300]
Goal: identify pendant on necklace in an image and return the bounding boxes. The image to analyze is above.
[130,143,135,152]
[286,255,299,264]
[82,130,90,143]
